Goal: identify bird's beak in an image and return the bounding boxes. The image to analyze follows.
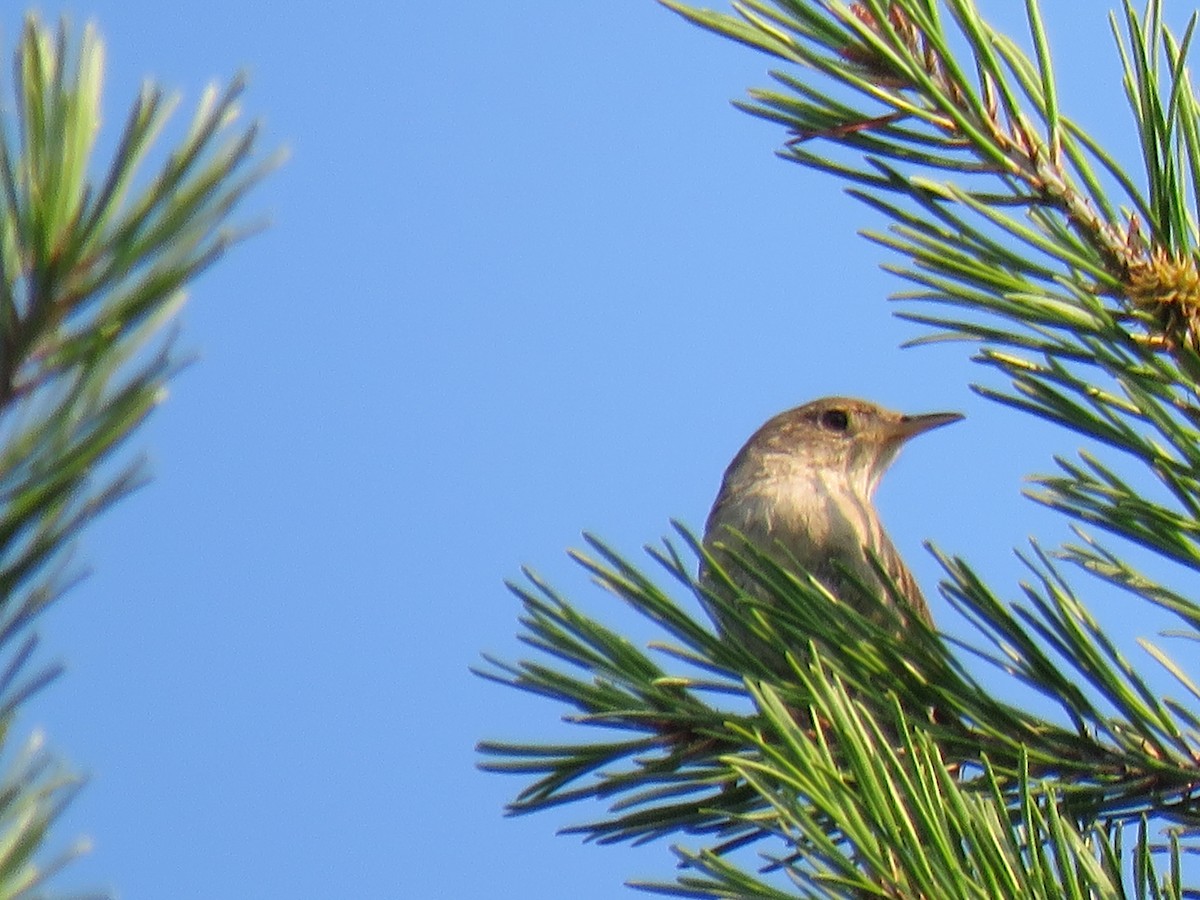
[892,410,964,444]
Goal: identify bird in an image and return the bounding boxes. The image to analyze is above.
[701,397,962,647]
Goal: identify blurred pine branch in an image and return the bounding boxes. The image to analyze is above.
[479,1,1200,897]
[0,14,276,895]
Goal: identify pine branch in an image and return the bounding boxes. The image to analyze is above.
[478,532,1200,854]
[0,14,277,892]
[637,676,1167,899]
[480,0,1200,895]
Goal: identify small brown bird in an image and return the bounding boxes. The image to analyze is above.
[702,397,962,635]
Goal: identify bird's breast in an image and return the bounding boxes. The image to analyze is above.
[713,467,882,579]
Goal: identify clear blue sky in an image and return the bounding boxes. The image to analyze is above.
[13,1,1190,897]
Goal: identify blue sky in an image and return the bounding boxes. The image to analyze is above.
[10,1,1191,897]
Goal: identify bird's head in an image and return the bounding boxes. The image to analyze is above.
[731,397,963,499]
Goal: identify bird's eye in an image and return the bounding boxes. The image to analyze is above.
[821,409,850,431]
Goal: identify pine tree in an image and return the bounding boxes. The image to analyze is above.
[0,15,273,895]
[478,1,1200,897]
